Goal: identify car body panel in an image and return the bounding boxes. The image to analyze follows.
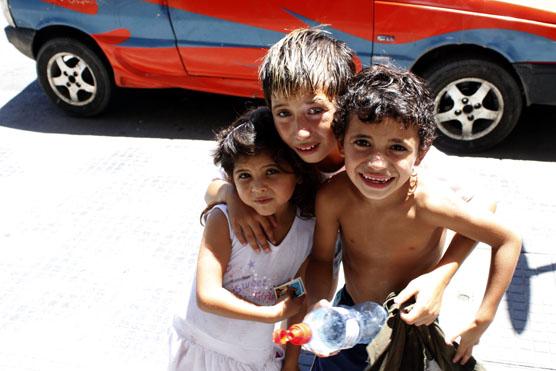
[163,0,373,80]
[374,1,556,69]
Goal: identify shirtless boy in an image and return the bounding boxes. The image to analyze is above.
[306,65,521,370]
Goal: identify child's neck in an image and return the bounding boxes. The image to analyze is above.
[316,149,344,174]
[271,203,297,245]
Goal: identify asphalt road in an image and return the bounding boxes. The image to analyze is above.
[2,17,556,371]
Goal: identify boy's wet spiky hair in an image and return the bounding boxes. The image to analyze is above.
[334,64,437,151]
[259,27,356,105]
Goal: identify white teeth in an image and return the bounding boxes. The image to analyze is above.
[298,144,317,151]
[362,174,390,183]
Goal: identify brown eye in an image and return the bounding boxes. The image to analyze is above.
[236,172,251,180]
[266,168,280,176]
[354,139,370,147]
[276,110,290,118]
[308,107,324,115]
[391,144,407,152]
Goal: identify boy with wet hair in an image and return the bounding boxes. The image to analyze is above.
[306,65,520,370]
[259,27,355,174]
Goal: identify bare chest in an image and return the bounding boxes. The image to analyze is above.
[339,207,440,257]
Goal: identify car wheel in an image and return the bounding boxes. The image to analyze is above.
[422,59,522,153]
[37,38,112,116]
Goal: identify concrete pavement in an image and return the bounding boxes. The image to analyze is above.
[2,123,556,371]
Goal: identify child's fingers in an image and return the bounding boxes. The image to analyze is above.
[251,226,271,252]
[452,343,472,365]
[259,217,277,245]
[231,220,248,246]
[243,223,270,252]
[399,304,434,326]
[242,226,263,251]
[230,215,273,252]
[394,283,416,306]
[445,333,458,346]
[280,292,304,318]
[286,286,300,298]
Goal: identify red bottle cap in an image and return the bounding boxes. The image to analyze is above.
[287,323,312,345]
[273,328,289,345]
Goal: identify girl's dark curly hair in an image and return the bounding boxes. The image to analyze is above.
[202,107,321,222]
[334,65,437,152]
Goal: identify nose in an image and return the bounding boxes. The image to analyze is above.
[251,179,268,193]
[367,152,387,169]
[296,128,311,140]
[294,116,312,140]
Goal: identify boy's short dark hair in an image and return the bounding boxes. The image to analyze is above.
[334,65,437,151]
[259,27,356,105]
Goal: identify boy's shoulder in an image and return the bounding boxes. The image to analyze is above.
[413,173,469,215]
[316,171,355,207]
[318,171,352,195]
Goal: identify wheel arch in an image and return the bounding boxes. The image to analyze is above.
[410,44,528,106]
[33,26,114,82]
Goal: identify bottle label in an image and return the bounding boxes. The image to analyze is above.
[332,307,360,348]
[343,318,360,347]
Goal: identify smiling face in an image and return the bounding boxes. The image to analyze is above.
[342,115,423,201]
[271,91,342,168]
[232,152,298,217]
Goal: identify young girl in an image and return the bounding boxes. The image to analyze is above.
[168,107,321,371]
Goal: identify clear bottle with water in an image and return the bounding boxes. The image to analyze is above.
[273,301,387,354]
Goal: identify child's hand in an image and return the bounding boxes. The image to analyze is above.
[272,289,305,321]
[394,271,446,326]
[227,191,277,251]
[301,300,339,358]
[446,317,491,365]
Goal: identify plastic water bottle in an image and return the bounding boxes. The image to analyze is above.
[273,301,387,354]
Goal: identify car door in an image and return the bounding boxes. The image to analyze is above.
[165,0,374,81]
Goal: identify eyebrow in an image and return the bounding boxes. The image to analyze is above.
[272,103,287,110]
[348,134,410,143]
[233,167,249,174]
[311,97,327,104]
[390,138,409,144]
[349,133,371,140]
[233,162,278,173]
[272,96,328,110]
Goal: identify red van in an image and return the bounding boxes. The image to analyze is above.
[3,0,556,152]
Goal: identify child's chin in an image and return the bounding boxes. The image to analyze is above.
[298,150,326,164]
[355,185,392,200]
[253,207,275,216]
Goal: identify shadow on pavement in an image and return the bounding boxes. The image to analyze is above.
[1,81,555,161]
[506,245,556,334]
[0,81,259,141]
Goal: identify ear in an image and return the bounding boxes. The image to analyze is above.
[338,137,346,157]
[414,146,429,166]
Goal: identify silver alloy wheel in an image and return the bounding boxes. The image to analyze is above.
[434,78,504,141]
[46,52,97,106]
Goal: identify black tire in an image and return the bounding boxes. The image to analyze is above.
[422,58,522,153]
[36,38,113,117]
